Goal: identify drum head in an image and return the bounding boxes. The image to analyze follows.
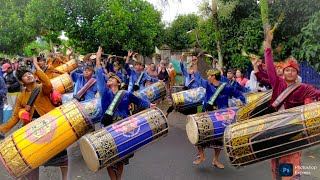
[186,116,199,145]
[79,137,100,172]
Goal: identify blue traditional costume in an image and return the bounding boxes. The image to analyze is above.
[125,63,158,92]
[180,62,200,90]
[95,67,150,126]
[194,69,246,149]
[228,79,250,93]
[70,66,98,101]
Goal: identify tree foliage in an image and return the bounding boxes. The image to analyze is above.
[164,14,199,50]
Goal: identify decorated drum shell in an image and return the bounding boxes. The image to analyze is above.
[186,107,239,145]
[79,107,168,172]
[224,101,320,167]
[172,87,206,110]
[0,100,92,178]
[55,59,77,73]
[50,73,74,94]
[134,82,166,103]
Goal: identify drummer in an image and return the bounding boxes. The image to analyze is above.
[226,68,249,93]
[36,56,64,79]
[192,58,246,168]
[263,26,320,180]
[71,65,98,102]
[0,56,69,180]
[125,51,158,92]
[95,47,156,180]
[47,52,66,68]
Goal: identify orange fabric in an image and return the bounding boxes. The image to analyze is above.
[283,59,299,72]
[63,57,70,63]
[275,62,285,68]
[169,69,177,86]
[45,65,64,79]
[0,70,55,134]
[47,57,65,68]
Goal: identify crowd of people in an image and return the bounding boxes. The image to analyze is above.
[0,26,320,180]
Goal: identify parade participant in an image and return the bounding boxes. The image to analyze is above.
[36,57,64,79]
[96,47,155,180]
[47,52,65,68]
[70,64,98,102]
[226,68,249,93]
[180,53,200,91]
[0,76,7,128]
[0,56,68,180]
[125,51,158,92]
[168,63,176,87]
[108,57,125,83]
[264,27,320,180]
[192,59,246,168]
[236,68,248,86]
[147,63,158,79]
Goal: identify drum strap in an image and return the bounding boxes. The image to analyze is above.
[26,86,41,112]
[135,72,144,86]
[105,90,126,116]
[208,83,227,106]
[271,83,301,108]
[230,80,235,86]
[42,65,49,72]
[74,78,96,101]
[186,78,195,89]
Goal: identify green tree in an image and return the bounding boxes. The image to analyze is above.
[165,14,199,50]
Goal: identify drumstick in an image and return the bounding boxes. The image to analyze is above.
[270,12,284,34]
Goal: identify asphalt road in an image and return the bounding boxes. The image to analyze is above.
[1,104,320,180]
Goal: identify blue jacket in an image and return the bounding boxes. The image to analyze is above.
[96,68,150,118]
[228,80,250,93]
[71,70,98,101]
[125,63,158,92]
[0,77,7,109]
[194,72,246,111]
[180,62,200,89]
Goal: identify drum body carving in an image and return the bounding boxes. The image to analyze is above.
[228,90,270,107]
[236,90,272,122]
[224,101,320,167]
[0,100,92,178]
[171,87,206,111]
[134,82,166,103]
[79,108,168,172]
[55,59,77,73]
[186,107,239,145]
[51,73,74,94]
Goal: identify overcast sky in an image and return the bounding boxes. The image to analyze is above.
[146,0,201,23]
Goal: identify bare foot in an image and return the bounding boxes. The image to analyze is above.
[212,161,224,169]
[193,158,205,165]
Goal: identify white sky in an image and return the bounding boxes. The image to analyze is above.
[146,0,201,23]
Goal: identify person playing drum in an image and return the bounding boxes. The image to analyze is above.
[95,47,156,180]
[35,56,65,79]
[71,64,98,102]
[0,56,68,180]
[125,50,158,93]
[263,26,320,180]
[192,58,246,168]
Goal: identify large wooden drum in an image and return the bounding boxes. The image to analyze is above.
[50,73,74,94]
[224,101,320,167]
[55,59,77,73]
[236,90,272,121]
[171,87,206,111]
[79,108,168,172]
[228,90,270,107]
[134,82,166,103]
[0,100,92,178]
[186,107,239,145]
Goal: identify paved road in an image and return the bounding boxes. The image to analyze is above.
[1,105,320,180]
